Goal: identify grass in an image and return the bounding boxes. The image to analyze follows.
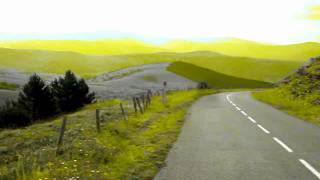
[141,75,158,82]
[0,82,18,90]
[0,89,217,179]
[0,48,302,82]
[0,38,319,61]
[168,61,273,89]
[252,87,320,126]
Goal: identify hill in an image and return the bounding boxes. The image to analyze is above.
[167,62,273,89]
[163,38,320,61]
[0,48,302,82]
[0,39,164,55]
[0,38,319,61]
[253,57,320,126]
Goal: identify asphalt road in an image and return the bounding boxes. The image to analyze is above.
[155,92,320,180]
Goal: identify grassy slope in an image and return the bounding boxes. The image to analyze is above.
[0,48,301,82]
[0,89,216,179]
[252,57,320,126]
[168,61,272,88]
[253,88,320,126]
[0,38,319,61]
[0,82,18,90]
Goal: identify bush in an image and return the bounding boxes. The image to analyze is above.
[0,101,31,128]
[197,81,210,89]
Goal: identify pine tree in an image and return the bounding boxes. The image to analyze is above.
[51,70,95,112]
[18,74,57,121]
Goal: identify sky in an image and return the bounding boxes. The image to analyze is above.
[0,0,319,44]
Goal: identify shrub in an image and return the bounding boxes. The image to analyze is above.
[0,101,31,128]
[197,81,210,89]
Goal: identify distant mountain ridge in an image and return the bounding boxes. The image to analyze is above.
[0,38,319,61]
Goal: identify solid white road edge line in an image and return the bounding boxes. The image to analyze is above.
[257,124,270,134]
[273,137,293,153]
[236,107,241,111]
[299,159,320,179]
[247,116,256,123]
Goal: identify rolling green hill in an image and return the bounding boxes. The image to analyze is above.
[0,38,319,61]
[0,48,302,82]
[168,61,273,89]
[0,39,164,55]
[163,38,320,61]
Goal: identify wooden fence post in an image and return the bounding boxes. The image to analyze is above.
[135,97,144,114]
[56,116,67,155]
[141,94,146,109]
[132,97,138,114]
[96,109,101,133]
[146,91,151,106]
[120,103,128,120]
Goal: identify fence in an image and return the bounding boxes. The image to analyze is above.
[55,89,158,156]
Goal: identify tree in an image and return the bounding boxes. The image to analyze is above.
[51,70,95,112]
[18,74,57,121]
[0,100,31,128]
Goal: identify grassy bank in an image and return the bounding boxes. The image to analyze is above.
[252,87,320,126]
[0,89,216,179]
[0,82,18,90]
[168,61,273,89]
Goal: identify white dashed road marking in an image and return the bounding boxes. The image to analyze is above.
[257,124,270,134]
[299,159,320,179]
[273,137,293,153]
[247,116,256,123]
[227,93,320,179]
[241,111,247,116]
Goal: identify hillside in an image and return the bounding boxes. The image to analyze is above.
[168,62,273,89]
[0,90,216,179]
[0,38,319,61]
[253,57,320,126]
[0,48,302,82]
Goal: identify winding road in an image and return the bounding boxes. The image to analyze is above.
[156,92,320,180]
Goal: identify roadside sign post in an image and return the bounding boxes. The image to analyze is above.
[162,81,167,105]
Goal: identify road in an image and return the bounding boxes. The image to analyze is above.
[155,92,320,180]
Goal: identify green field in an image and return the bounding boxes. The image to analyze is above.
[168,62,273,89]
[0,89,216,179]
[0,82,18,90]
[0,48,302,82]
[1,38,319,61]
